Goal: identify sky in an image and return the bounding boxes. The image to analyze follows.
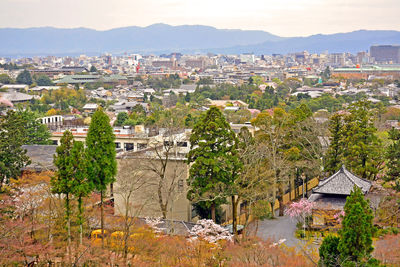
[1,0,399,37]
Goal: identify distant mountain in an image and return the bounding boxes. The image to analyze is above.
[0,25,399,56]
[219,30,400,54]
[0,24,282,56]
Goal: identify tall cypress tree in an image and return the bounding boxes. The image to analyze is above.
[187,106,240,223]
[324,113,344,175]
[385,127,400,191]
[86,108,117,247]
[342,100,383,179]
[70,141,92,245]
[338,186,375,265]
[52,130,74,262]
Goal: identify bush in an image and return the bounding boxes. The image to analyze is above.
[319,235,340,267]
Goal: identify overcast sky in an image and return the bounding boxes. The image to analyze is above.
[1,0,399,37]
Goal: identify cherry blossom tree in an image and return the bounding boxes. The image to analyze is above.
[285,198,314,224]
[189,219,233,243]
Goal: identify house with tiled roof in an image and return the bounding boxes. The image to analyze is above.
[309,166,372,229]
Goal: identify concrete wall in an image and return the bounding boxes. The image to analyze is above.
[114,156,191,221]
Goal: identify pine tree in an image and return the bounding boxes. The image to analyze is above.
[86,108,117,247]
[338,186,375,265]
[70,141,92,245]
[0,110,30,191]
[319,235,341,267]
[385,127,400,191]
[52,130,74,262]
[324,113,344,175]
[342,100,383,179]
[187,106,241,224]
[16,69,33,85]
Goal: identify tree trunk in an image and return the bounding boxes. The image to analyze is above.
[100,190,105,248]
[78,196,83,246]
[269,201,275,218]
[278,185,284,217]
[211,202,216,222]
[66,193,72,265]
[232,195,238,237]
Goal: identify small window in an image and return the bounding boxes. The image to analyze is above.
[137,143,147,150]
[177,142,187,147]
[124,143,134,151]
[115,142,121,149]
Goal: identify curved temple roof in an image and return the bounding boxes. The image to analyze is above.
[313,166,372,195]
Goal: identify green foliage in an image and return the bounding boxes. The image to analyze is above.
[0,74,13,84]
[90,65,98,72]
[17,109,52,145]
[338,186,376,265]
[342,100,383,179]
[16,69,33,85]
[324,100,383,179]
[86,108,117,192]
[0,110,30,190]
[52,131,75,196]
[114,112,129,126]
[187,107,241,212]
[35,75,53,86]
[324,113,344,175]
[319,235,340,267]
[385,127,400,191]
[41,87,86,111]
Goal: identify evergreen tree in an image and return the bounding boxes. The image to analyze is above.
[114,112,129,126]
[70,141,92,245]
[90,65,97,72]
[16,69,33,85]
[319,235,341,267]
[52,130,74,261]
[17,109,52,145]
[187,106,241,223]
[324,113,344,175]
[342,100,383,179]
[35,75,53,86]
[0,110,30,191]
[385,127,400,191]
[86,108,117,247]
[338,186,375,265]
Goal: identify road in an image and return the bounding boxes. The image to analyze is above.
[256,214,301,248]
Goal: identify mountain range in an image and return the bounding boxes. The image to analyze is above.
[0,24,399,56]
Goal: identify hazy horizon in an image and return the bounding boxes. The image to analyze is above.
[1,0,399,37]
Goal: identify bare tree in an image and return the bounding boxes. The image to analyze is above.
[114,160,149,259]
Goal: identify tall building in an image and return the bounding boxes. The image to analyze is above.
[370,45,400,63]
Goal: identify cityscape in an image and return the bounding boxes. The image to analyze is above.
[0,0,400,266]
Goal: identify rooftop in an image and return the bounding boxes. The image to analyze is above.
[312,165,372,195]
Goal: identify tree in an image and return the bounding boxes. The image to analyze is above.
[385,127,400,191]
[51,130,74,263]
[35,75,53,86]
[252,108,293,217]
[70,141,92,245]
[187,107,240,223]
[86,108,117,247]
[0,74,13,84]
[90,65,98,72]
[319,235,341,267]
[0,110,30,191]
[114,112,129,126]
[342,100,383,179]
[17,109,52,145]
[16,70,33,85]
[338,186,376,265]
[324,113,344,175]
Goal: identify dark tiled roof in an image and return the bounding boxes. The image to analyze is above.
[22,145,57,171]
[313,166,372,195]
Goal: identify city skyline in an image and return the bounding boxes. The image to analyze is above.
[1,0,399,37]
